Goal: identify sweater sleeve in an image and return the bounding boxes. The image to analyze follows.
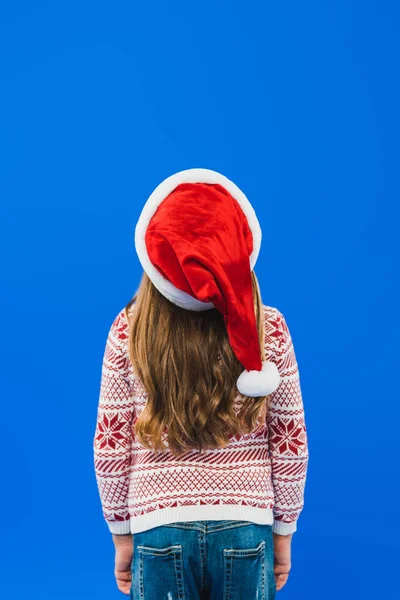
[93,309,135,534]
[265,308,309,535]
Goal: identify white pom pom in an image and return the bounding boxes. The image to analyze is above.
[236,361,281,397]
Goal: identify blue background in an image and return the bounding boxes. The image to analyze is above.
[1,1,399,598]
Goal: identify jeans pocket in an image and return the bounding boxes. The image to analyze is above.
[136,544,185,600]
[223,540,273,600]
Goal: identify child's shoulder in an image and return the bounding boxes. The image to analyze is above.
[108,304,132,343]
[262,303,285,324]
[262,304,290,349]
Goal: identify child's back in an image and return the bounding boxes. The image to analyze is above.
[94,301,308,536]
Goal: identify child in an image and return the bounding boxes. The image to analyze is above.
[93,168,309,599]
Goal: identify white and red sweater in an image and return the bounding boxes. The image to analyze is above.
[93,303,309,536]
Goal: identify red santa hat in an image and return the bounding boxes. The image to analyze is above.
[134,168,281,397]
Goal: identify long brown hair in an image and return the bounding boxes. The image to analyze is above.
[126,270,270,457]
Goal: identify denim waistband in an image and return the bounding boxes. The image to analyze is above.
[162,519,261,533]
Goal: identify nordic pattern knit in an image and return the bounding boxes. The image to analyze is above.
[93,303,309,536]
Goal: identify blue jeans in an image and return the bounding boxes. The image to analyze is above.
[130,520,276,599]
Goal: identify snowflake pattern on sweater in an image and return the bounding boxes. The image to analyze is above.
[93,304,309,535]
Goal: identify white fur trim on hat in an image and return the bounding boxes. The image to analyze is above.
[236,360,281,397]
[134,168,262,312]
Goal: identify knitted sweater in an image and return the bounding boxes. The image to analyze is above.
[93,303,309,536]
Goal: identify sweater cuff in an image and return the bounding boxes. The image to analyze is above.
[107,520,131,534]
[272,519,297,535]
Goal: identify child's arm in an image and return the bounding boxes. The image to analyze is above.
[265,308,309,535]
[93,309,134,534]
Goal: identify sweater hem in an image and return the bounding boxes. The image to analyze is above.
[128,504,276,534]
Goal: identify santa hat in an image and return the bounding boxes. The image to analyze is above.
[134,168,281,397]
